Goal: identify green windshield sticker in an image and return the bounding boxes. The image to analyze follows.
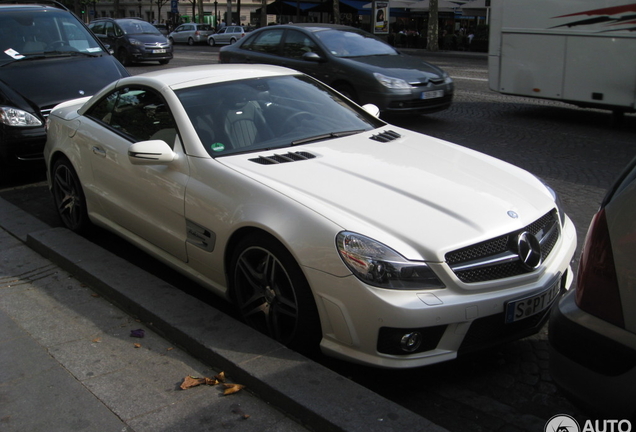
[211,143,225,152]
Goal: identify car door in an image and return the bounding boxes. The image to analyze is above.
[214,27,227,44]
[234,28,284,64]
[172,24,186,43]
[80,85,189,261]
[279,29,329,82]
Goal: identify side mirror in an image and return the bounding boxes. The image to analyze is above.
[362,104,380,118]
[302,52,324,63]
[128,140,176,165]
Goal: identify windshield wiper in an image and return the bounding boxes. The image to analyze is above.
[291,129,366,146]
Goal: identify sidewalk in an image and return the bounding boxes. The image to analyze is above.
[0,196,448,432]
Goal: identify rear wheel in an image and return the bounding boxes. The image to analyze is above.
[209,38,216,47]
[51,158,91,234]
[230,233,321,353]
[229,37,237,45]
[188,37,194,46]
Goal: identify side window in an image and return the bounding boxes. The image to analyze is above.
[86,87,178,146]
[243,29,283,54]
[283,30,318,59]
[90,22,104,35]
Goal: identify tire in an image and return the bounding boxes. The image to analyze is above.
[159,59,170,65]
[188,37,194,46]
[168,37,174,44]
[209,38,216,47]
[230,233,321,353]
[51,158,91,234]
[229,38,237,45]
[118,48,132,66]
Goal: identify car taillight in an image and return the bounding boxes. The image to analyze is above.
[575,208,625,327]
[195,31,200,35]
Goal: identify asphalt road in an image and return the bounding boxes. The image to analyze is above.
[2,45,635,432]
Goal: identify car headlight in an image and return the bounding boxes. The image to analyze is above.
[0,106,42,127]
[443,72,453,84]
[336,232,445,290]
[128,38,143,46]
[373,73,412,93]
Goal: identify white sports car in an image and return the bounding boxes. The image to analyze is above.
[44,65,577,368]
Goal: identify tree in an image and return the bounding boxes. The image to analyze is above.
[260,0,266,27]
[426,0,439,51]
[151,0,170,23]
[332,0,340,24]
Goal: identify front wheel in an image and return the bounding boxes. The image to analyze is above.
[230,233,321,353]
[117,48,132,66]
[51,158,91,234]
[208,38,216,47]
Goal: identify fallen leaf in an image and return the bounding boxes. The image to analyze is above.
[205,377,219,386]
[180,376,206,389]
[91,293,100,298]
[134,343,142,348]
[92,337,101,343]
[214,371,226,382]
[166,347,174,351]
[223,383,245,395]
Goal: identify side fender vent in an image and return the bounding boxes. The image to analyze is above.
[370,130,402,143]
[249,151,316,165]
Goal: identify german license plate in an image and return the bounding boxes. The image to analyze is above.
[504,276,561,323]
[421,90,444,100]
[153,49,167,54]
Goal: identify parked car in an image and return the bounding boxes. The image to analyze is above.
[153,23,169,36]
[88,17,172,66]
[208,25,249,46]
[549,156,636,419]
[44,64,577,368]
[0,1,129,176]
[169,23,214,45]
[219,24,453,115]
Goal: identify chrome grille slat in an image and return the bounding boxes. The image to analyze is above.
[446,210,560,283]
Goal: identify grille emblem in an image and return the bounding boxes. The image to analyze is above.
[507,210,518,218]
[517,232,542,270]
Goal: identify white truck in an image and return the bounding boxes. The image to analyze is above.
[488,0,636,115]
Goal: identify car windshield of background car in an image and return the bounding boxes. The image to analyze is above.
[175,75,384,157]
[0,11,103,63]
[314,29,397,58]
[120,20,162,36]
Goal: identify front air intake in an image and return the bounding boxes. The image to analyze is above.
[249,151,316,165]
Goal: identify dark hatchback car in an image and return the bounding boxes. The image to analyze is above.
[0,1,129,175]
[219,24,453,114]
[549,156,636,420]
[88,17,172,66]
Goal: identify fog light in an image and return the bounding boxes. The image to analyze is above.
[400,332,422,352]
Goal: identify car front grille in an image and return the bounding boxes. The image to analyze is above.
[387,93,453,109]
[445,210,560,283]
[40,107,54,119]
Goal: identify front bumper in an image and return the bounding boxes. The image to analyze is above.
[0,124,46,171]
[131,48,173,63]
[366,82,455,113]
[549,289,636,419]
[307,215,577,368]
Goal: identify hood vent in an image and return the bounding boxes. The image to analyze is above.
[249,151,316,165]
[370,130,401,143]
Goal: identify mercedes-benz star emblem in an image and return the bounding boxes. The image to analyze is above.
[517,231,542,270]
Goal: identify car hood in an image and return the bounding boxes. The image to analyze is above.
[218,128,556,261]
[345,54,446,82]
[0,55,127,111]
[127,34,169,44]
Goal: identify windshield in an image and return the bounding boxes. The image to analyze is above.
[119,20,162,36]
[176,75,385,157]
[0,9,103,63]
[314,29,398,58]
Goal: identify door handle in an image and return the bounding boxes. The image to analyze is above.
[92,146,106,157]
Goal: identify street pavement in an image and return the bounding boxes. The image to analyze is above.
[0,196,448,432]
